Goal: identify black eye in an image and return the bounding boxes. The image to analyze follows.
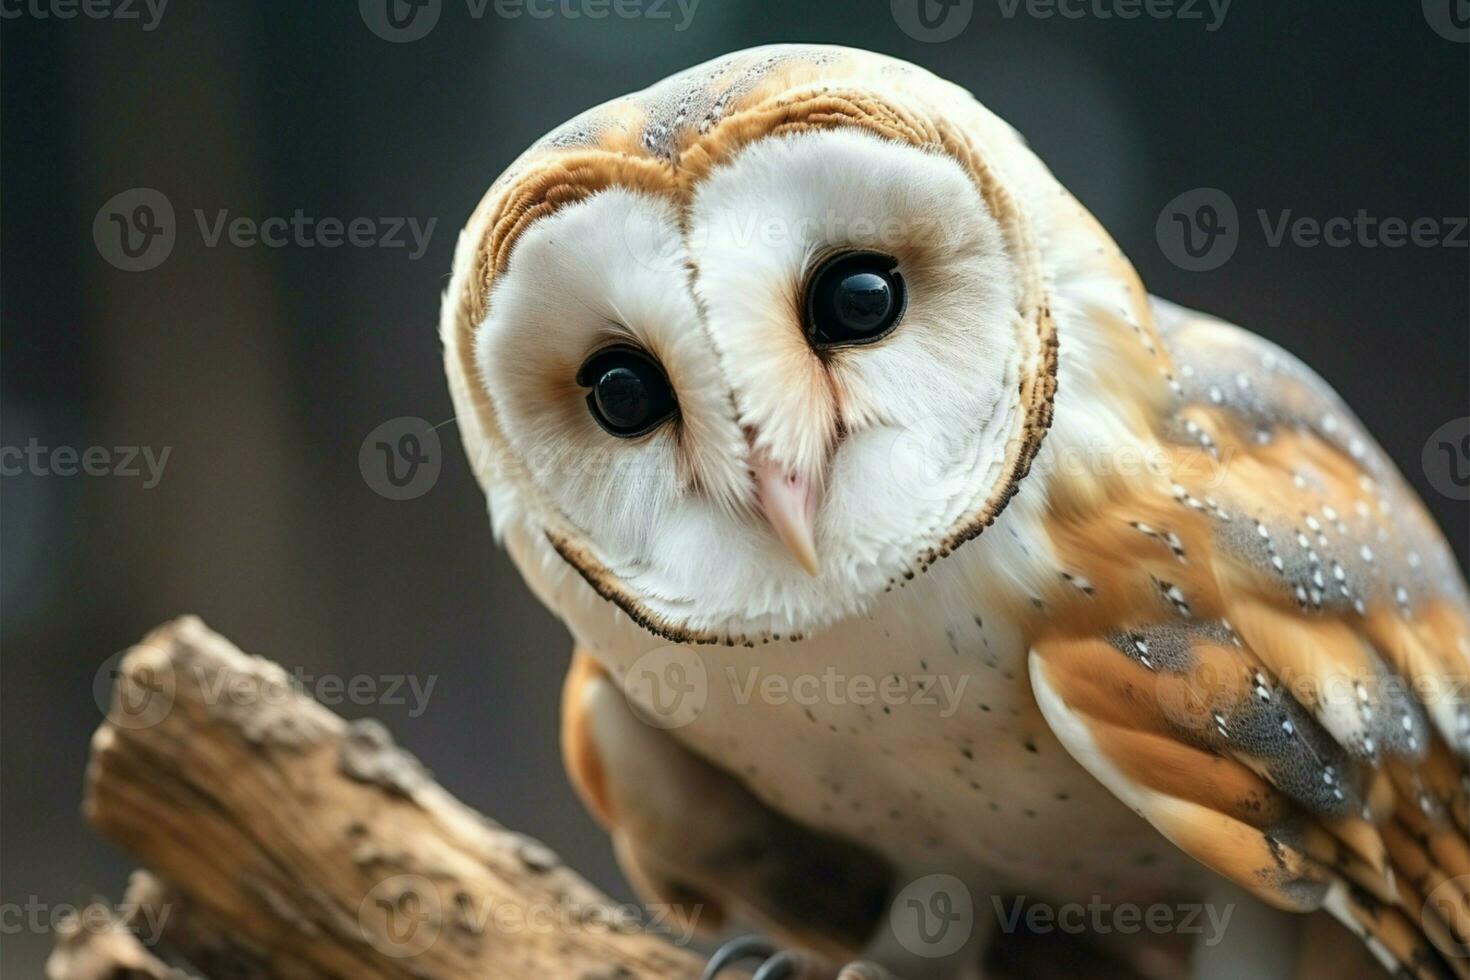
[576,345,677,438]
[804,251,906,348]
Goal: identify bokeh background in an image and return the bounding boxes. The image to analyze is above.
[3,0,1467,974]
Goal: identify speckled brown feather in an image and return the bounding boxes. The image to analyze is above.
[1030,302,1470,978]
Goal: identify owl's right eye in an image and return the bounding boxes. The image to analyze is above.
[576,345,677,438]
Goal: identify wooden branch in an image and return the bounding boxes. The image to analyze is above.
[50,617,705,980]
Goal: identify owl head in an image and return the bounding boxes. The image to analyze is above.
[444,45,1138,645]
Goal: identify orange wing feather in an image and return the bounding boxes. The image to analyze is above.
[1031,301,1469,978]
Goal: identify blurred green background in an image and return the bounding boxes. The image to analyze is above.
[3,1,1466,975]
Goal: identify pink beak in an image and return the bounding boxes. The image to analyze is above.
[750,448,821,576]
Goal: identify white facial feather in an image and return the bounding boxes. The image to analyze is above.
[688,128,1016,473]
[475,128,1046,638]
[477,190,746,561]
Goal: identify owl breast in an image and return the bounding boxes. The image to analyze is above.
[586,537,1211,906]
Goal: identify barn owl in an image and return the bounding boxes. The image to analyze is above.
[441,45,1469,979]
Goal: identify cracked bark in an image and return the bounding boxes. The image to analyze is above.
[47,616,704,980]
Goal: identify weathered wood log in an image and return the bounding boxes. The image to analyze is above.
[49,616,705,980]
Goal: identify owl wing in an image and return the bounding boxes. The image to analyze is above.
[561,649,893,963]
[1029,299,1469,979]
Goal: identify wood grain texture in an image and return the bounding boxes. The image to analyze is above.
[48,616,704,980]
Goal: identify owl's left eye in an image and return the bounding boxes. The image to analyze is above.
[803,251,907,349]
[576,345,677,438]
